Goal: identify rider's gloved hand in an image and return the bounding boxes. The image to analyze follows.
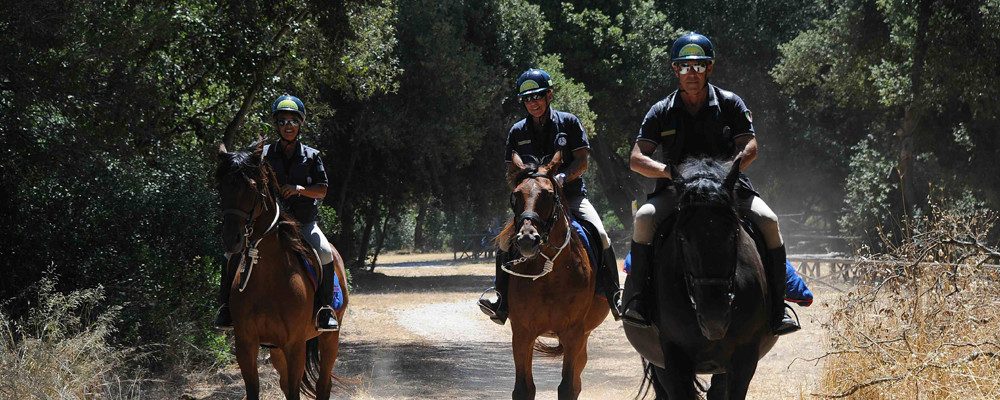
[554,173,566,186]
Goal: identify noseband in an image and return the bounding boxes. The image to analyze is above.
[502,173,571,280]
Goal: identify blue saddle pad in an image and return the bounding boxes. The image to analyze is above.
[297,253,344,310]
[785,260,812,306]
[570,219,599,269]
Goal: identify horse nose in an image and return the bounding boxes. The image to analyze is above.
[697,316,730,341]
[515,233,541,257]
[516,232,540,247]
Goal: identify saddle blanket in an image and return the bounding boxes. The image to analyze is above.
[570,219,599,269]
[298,253,344,310]
[622,252,813,306]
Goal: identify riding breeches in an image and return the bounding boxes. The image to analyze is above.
[632,189,783,249]
[300,221,335,265]
[498,195,611,252]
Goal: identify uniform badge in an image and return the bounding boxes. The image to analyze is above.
[744,110,753,123]
[556,135,567,147]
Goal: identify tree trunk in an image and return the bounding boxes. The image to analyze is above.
[413,199,428,252]
[337,201,357,269]
[369,204,396,270]
[355,205,379,268]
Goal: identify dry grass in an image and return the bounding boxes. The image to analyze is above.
[0,279,147,399]
[816,205,1000,399]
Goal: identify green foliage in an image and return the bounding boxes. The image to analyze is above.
[839,136,897,241]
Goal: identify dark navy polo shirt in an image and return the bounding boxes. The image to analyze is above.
[264,141,328,224]
[636,84,757,194]
[505,109,590,197]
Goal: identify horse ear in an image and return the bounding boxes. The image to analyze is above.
[543,149,563,175]
[506,152,526,188]
[724,157,742,192]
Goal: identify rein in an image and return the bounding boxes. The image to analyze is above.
[223,183,281,292]
[501,173,572,281]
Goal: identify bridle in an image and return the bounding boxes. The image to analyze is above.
[673,201,739,311]
[501,172,572,281]
[221,176,280,292]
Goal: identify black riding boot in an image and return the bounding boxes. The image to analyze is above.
[598,246,623,321]
[214,256,239,330]
[315,261,340,332]
[479,250,511,325]
[622,242,654,328]
[766,245,800,335]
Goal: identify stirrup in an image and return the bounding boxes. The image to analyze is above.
[477,287,506,324]
[774,304,801,336]
[214,305,234,331]
[621,297,651,328]
[607,289,623,321]
[315,306,340,332]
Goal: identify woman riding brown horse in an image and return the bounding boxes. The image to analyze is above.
[499,150,609,399]
[216,142,349,400]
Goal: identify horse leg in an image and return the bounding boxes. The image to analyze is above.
[270,349,290,397]
[723,345,760,400]
[235,336,261,400]
[315,331,342,400]
[654,344,699,399]
[282,341,307,400]
[511,329,537,400]
[556,329,589,400]
[707,373,727,400]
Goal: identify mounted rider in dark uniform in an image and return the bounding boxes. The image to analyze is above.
[215,94,340,332]
[478,68,623,324]
[622,33,800,336]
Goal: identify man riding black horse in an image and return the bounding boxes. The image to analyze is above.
[478,68,623,324]
[623,33,801,336]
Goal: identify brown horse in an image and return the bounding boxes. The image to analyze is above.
[216,142,349,400]
[499,150,609,399]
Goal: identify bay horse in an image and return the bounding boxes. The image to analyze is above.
[499,150,609,399]
[216,141,349,400]
[638,157,778,399]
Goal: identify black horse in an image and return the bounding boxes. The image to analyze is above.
[642,157,778,399]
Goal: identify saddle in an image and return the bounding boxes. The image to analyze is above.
[234,243,343,310]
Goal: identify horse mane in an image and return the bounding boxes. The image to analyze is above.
[675,158,737,214]
[217,141,310,257]
[506,163,540,188]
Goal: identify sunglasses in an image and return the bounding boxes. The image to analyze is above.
[519,92,547,103]
[275,119,301,127]
[673,62,710,75]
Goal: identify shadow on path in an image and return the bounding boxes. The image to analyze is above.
[351,272,494,294]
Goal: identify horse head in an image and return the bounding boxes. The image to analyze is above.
[506,150,564,258]
[673,157,742,341]
[215,140,275,255]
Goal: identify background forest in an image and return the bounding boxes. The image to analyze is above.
[2,0,999,378]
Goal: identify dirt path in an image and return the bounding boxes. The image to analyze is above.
[182,253,837,399]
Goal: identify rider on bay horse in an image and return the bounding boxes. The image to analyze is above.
[622,33,800,335]
[215,94,340,332]
[479,68,623,324]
